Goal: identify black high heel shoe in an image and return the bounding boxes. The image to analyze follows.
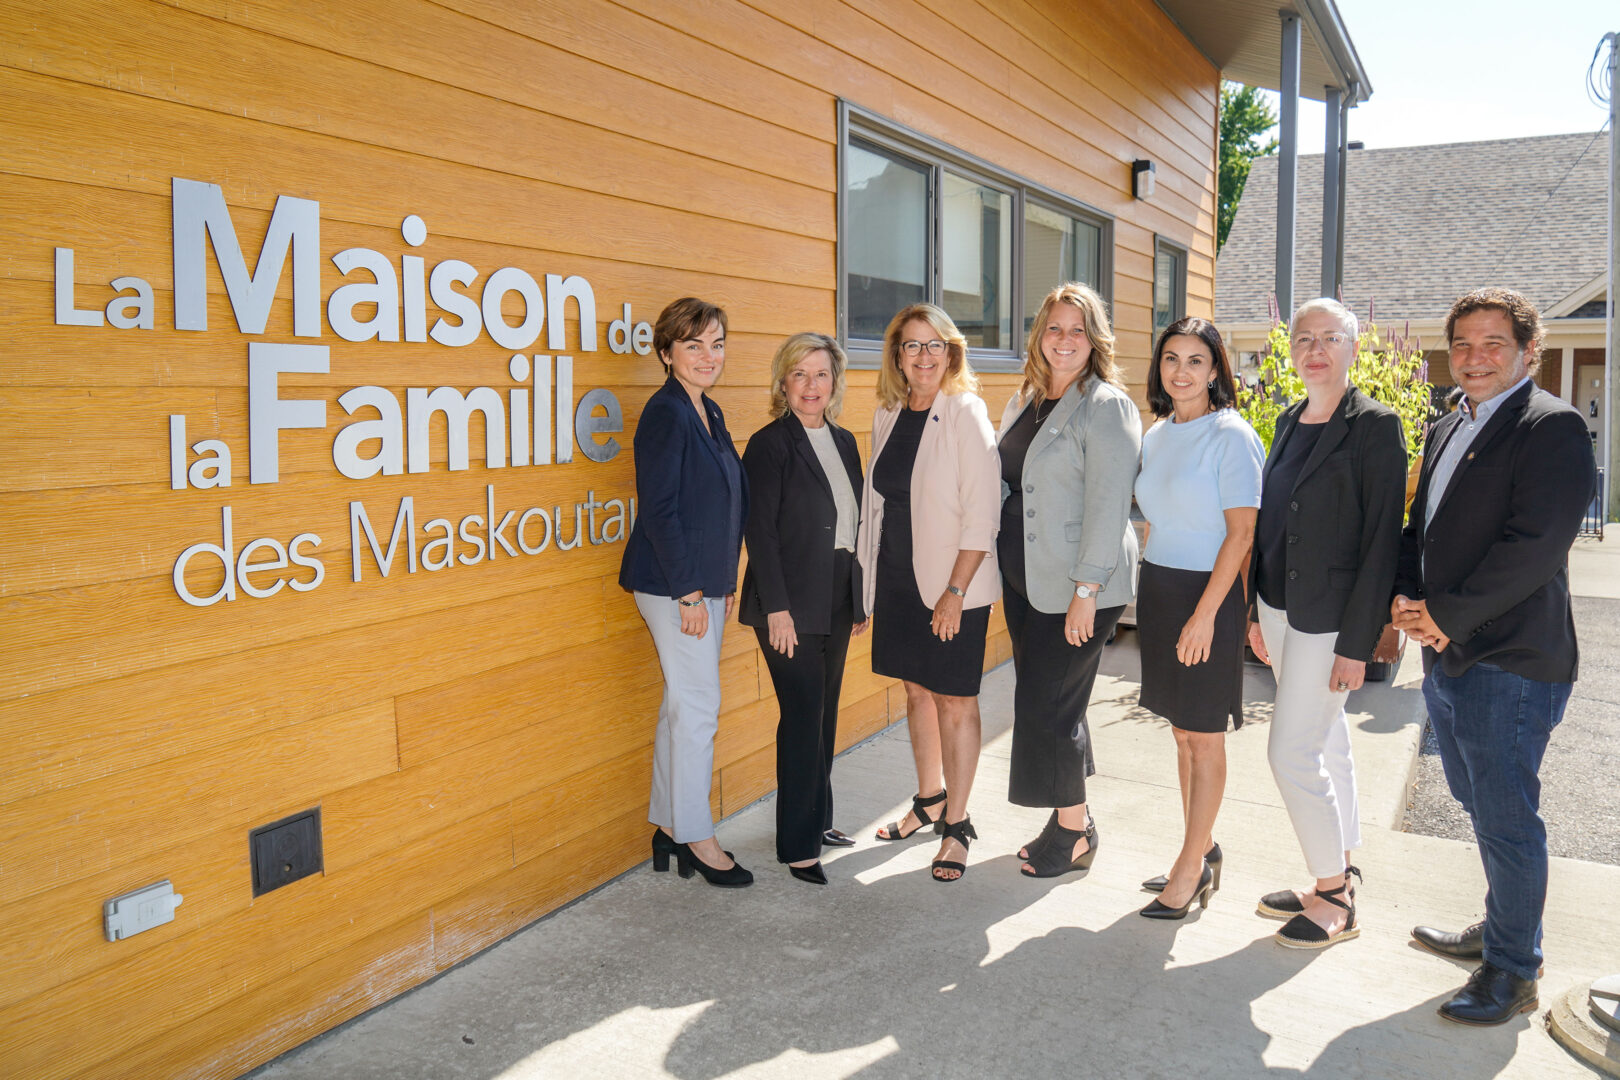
[651,828,678,872]
[789,862,828,885]
[1020,817,1098,878]
[674,843,754,888]
[875,789,948,841]
[931,818,977,883]
[1139,861,1214,919]
[1142,842,1221,893]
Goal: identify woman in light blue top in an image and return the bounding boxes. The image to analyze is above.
[1134,316,1264,920]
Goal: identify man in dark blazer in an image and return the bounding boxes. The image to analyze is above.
[1392,287,1596,1026]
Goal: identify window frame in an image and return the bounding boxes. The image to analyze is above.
[837,101,1114,372]
[1152,235,1189,339]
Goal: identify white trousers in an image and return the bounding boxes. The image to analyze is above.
[1257,599,1362,878]
[635,591,726,843]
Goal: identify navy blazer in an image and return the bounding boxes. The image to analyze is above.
[737,412,866,634]
[1394,381,1594,683]
[618,378,748,598]
[1249,386,1407,661]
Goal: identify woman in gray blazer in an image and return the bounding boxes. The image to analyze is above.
[996,283,1140,877]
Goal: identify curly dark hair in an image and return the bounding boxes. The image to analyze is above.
[1445,287,1543,372]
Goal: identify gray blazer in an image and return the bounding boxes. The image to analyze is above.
[997,375,1141,614]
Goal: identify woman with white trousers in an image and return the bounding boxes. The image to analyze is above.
[1246,297,1406,948]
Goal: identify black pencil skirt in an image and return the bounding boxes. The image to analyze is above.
[1136,560,1246,733]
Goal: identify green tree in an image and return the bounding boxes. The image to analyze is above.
[1218,82,1278,251]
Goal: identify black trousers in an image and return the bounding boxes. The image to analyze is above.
[1002,574,1123,808]
[756,550,856,862]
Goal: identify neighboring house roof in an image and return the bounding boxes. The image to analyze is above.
[1215,131,1609,327]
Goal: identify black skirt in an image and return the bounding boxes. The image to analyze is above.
[870,556,990,698]
[869,406,988,697]
[1136,560,1246,732]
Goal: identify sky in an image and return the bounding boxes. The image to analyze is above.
[1262,0,1615,150]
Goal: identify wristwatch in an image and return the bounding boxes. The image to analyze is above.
[945,585,966,598]
[1074,584,1094,599]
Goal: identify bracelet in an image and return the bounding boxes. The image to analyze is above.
[676,596,704,607]
[945,585,966,598]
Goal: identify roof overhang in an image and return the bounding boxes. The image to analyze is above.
[1154,0,1372,105]
[1546,272,1610,318]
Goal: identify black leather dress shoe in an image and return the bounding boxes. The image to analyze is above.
[1438,962,1538,1026]
[1412,921,1484,960]
[822,829,856,848]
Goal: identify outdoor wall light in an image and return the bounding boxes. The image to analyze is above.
[1132,159,1156,200]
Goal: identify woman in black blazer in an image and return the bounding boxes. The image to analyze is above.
[619,297,752,888]
[1246,298,1406,949]
[739,333,867,885]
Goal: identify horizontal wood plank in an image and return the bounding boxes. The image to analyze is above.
[0,577,604,803]
[0,699,398,906]
[0,804,513,1080]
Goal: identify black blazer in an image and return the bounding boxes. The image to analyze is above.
[1394,381,1594,683]
[1250,386,1407,661]
[738,412,866,634]
[618,378,748,598]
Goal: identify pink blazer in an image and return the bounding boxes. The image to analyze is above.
[857,390,1002,613]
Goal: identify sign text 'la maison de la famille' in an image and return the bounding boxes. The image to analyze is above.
[52,178,652,608]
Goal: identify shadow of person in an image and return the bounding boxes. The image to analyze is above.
[1289,991,1528,1078]
[649,852,1306,1080]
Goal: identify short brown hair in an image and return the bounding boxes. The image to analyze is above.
[768,332,848,421]
[875,303,979,409]
[1021,283,1121,403]
[653,297,728,368]
[1445,287,1543,370]
[1146,317,1237,419]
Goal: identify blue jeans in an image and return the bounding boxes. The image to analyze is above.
[1422,662,1571,981]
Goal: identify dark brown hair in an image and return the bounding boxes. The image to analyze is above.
[1146,317,1237,419]
[653,297,728,369]
[1445,287,1543,371]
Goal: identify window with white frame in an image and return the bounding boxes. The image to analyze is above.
[839,104,1112,369]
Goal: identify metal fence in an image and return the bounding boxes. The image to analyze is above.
[1582,466,1606,540]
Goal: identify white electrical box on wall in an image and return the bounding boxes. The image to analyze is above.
[103,880,184,942]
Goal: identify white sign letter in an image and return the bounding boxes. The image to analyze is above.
[249,342,329,484]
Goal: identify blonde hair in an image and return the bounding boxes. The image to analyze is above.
[767,332,848,421]
[1020,283,1121,403]
[875,303,979,409]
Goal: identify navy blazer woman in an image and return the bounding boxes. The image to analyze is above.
[619,377,748,599]
[738,412,866,633]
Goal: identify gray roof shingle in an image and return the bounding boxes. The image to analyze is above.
[1215,131,1609,325]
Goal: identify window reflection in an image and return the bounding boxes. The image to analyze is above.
[1023,203,1102,336]
[942,172,1011,350]
[847,140,928,340]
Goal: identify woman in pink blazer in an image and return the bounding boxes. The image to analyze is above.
[856,303,1001,882]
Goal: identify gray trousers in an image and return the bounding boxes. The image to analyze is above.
[634,591,726,843]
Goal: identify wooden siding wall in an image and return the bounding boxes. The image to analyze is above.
[0,1,1215,1076]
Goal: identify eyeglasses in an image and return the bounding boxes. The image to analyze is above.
[900,340,948,357]
[1290,331,1350,351]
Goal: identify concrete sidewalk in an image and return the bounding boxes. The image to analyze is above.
[250,628,1620,1079]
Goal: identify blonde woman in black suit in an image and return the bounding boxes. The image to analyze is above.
[739,333,867,885]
